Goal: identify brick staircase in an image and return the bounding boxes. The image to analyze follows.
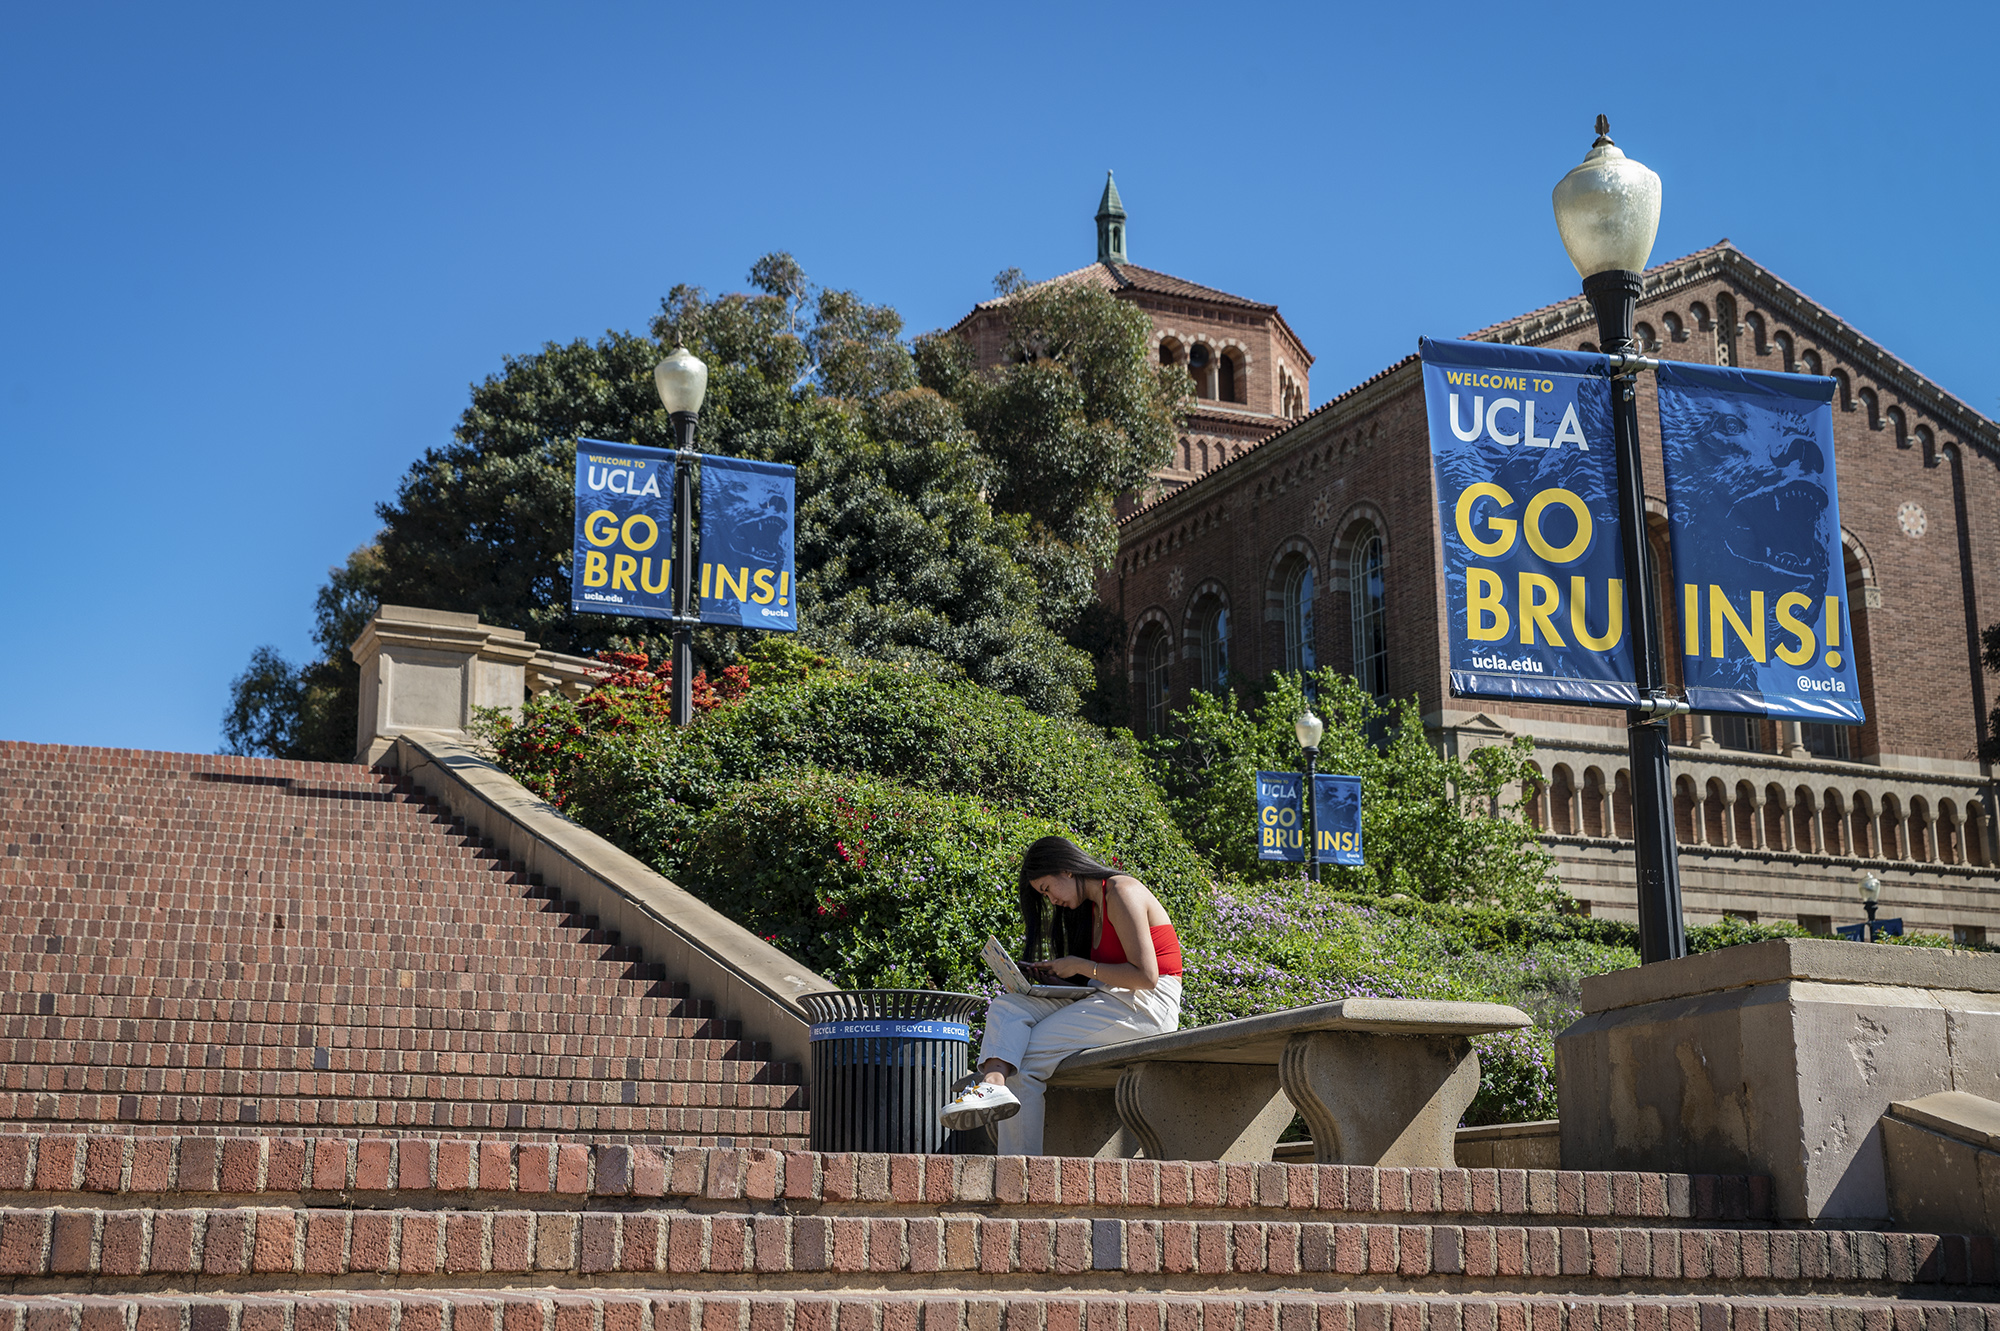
[0,1136,1994,1327]
[0,743,803,1145]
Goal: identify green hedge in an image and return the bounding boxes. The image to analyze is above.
[488,661,1215,988]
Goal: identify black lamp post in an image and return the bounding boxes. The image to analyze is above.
[652,343,709,726]
[1295,709,1325,882]
[1552,116,1688,964]
[1860,873,1882,942]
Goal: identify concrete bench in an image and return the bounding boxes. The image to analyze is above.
[1041,997,1533,1165]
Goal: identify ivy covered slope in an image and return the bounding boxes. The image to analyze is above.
[482,644,1212,993]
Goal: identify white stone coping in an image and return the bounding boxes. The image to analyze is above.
[1580,937,2000,1014]
[381,729,834,1074]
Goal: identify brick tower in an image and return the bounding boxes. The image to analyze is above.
[952,173,1314,500]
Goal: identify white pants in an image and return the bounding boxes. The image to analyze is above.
[978,977,1182,1155]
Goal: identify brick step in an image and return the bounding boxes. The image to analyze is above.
[2,739,795,1148]
[0,1098,803,1141]
[0,1205,1985,1295]
[1,1290,1996,1331]
[0,1143,1767,1225]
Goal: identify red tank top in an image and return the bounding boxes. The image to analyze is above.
[1091,914,1184,976]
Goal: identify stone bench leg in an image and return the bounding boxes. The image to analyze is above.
[1110,1062,1294,1162]
[1280,1031,1480,1166]
[1041,1086,1137,1159]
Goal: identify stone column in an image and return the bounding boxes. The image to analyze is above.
[1750,792,1768,850]
[1691,715,1720,751]
[350,606,542,764]
[1780,720,1810,758]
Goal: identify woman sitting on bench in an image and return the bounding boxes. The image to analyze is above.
[939,835,1183,1152]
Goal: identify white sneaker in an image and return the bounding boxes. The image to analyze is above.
[939,1080,1021,1129]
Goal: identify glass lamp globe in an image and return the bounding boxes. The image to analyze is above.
[654,345,709,416]
[1860,873,1882,906]
[1295,710,1325,751]
[1551,116,1663,279]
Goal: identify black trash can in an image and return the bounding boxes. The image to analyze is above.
[802,989,985,1154]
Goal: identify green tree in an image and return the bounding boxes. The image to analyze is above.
[917,272,1188,720]
[1143,670,1559,908]
[229,253,1181,752]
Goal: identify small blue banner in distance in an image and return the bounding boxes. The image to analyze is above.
[572,439,677,621]
[1419,337,1640,709]
[1656,363,1863,724]
[700,453,798,632]
[1313,773,1364,866]
[809,1020,971,1043]
[1255,770,1306,862]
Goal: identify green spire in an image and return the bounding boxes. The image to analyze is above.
[1096,170,1128,265]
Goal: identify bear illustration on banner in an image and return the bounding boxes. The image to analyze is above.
[1656,362,1862,723]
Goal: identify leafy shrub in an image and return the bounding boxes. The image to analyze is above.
[1145,671,1558,908]
[483,658,1217,988]
[680,770,1064,990]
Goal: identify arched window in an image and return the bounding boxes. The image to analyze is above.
[1218,351,1238,403]
[1801,349,1823,376]
[1135,623,1172,737]
[1634,322,1657,352]
[1663,311,1686,343]
[1773,331,1796,374]
[1276,554,1316,675]
[1746,312,1768,357]
[1858,387,1882,430]
[1832,368,1853,410]
[1187,590,1230,694]
[1349,530,1387,698]
[1886,405,1909,448]
[1188,344,1212,399]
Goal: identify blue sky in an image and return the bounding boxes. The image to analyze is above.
[4,2,1995,755]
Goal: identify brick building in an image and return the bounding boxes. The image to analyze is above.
[975,190,2000,936]
[952,172,1313,500]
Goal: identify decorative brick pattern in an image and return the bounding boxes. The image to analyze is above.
[0,745,804,1146]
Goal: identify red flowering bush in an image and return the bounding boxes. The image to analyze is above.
[475,648,750,809]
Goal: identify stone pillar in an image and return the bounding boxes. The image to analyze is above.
[350,606,542,764]
[1556,939,2000,1222]
[1780,720,1810,758]
[1750,792,1767,850]
[1691,714,1719,751]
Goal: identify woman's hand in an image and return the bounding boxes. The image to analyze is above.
[1034,954,1095,980]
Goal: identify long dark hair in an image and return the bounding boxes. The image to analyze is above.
[1018,835,1118,968]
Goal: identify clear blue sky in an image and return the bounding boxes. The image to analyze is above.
[4,2,1994,755]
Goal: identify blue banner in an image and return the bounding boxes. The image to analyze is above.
[1255,770,1306,862]
[1313,774,1364,866]
[1656,364,1863,723]
[1420,338,1638,709]
[700,454,798,632]
[571,440,676,620]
